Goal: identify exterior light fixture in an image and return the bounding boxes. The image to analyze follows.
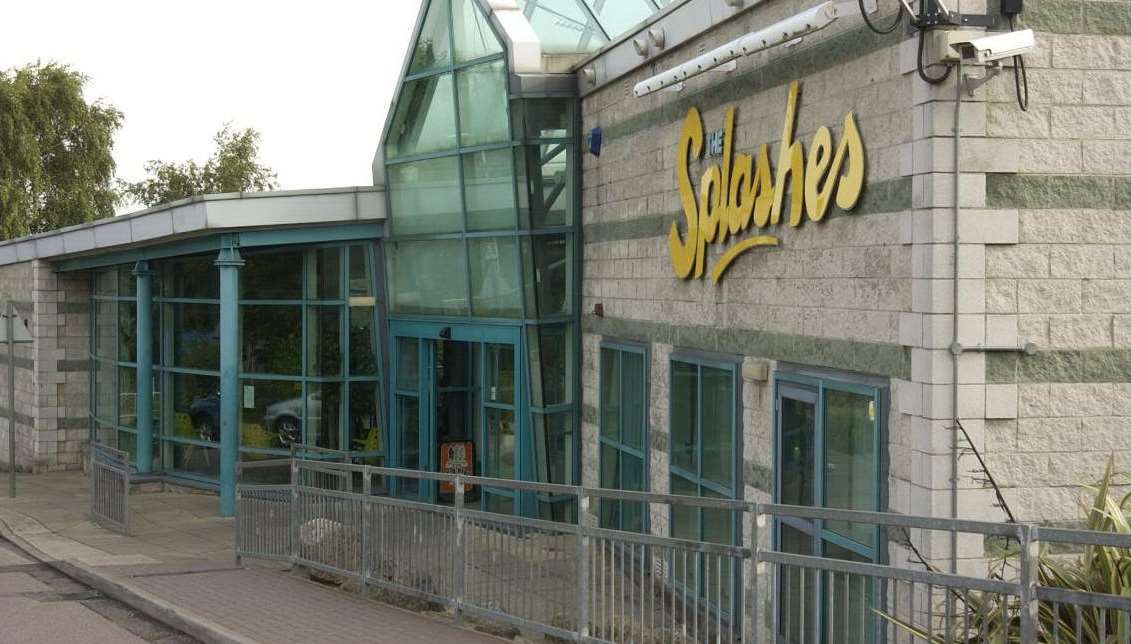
[582,67,597,86]
[648,27,666,49]
[633,37,650,57]
[632,1,840,97]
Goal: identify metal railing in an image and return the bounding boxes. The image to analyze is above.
[235,458,1131,643]
[89,442,130,535]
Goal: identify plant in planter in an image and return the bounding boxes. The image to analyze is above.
[880,458,1131,643]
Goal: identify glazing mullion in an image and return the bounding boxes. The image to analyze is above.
[339,248,349,452]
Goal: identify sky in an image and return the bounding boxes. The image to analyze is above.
[1,0,424,212]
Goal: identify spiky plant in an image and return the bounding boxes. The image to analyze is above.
[879,458,1131,643]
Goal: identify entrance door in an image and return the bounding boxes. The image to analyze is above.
[390,322,525,513]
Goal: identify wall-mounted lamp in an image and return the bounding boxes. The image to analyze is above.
[587,127,603,157]
[582,67,597,86]
[648,27,666,49]
[593,303,604,318]
[633,37,649,57]
[439,326,452,339]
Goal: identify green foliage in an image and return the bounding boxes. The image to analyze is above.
[881,458,1131,643]
[123,123,277,207]
[0,62,123,238]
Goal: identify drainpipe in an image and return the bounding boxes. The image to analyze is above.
[950,57,963,577]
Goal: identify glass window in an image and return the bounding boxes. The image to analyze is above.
[408,0,452,74]
[307,380,341,450]
[582,0,656,37]
[522,234,570,318]
[95,300,116,359]
[349,306,379,376]
[306,306,342,376]
[599,346,647,533]
[453,0,503,63]
[668,356,738,605]
[242,249,303,300]
[527,323,571,407]
[387,73,458,159]
[94,360,116,424]
[388,156,463,236]
[348,245,374,299]
[387,239,469,316]
[118,366,137,429]
[456,60,509,147]
[165,255,218,299]
[94,268,117,296]
[515,99,572,140]
[534,411,573,485]
[515,0,609,54]
[118,301,137,363]
[171,303,220,371]
[311,247,342,300]
[349,382,381,453]
[469,237,522,318]
[463,149,516,231]
[242,305,301,375]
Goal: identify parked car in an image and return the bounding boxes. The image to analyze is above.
[264,392,321,448]
[189,392,220,442]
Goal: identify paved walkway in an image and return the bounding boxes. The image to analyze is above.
[0,471,506,644]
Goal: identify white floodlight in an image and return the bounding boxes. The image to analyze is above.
[632,1,840,98]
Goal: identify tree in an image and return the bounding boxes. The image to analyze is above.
[0,63,123,238]
[123,124,277,207]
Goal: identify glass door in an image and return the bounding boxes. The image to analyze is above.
[775,376,882,644]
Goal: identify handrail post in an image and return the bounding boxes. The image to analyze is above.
[749,502,760,643]
[453,476,466,626]
[1019,524,1039,642]
[361,464,371,594]
[290,453,299,565]
[576,487,590,642]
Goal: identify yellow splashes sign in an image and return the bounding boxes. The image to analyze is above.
[669,81,865,282]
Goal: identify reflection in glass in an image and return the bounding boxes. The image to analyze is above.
[452,0,503,63]
[408,0,451,74]
[456,60,509,147]
[307,382,341,450]
[306,306,342,376]
[349,306,378,375]
[398,395,420,496]
[388,158,463,236]
[534,411,571,484]
[700,366,734,488]
[464,149,516,231]
[582,0,656,37]
[778,523,819,644]
[514,0,609,54]
[387,240,469,316]
[515,99,572,140]
[242,305,301,375]
[348,245,374,298]
[469,237,522,317]
[485,343,514,404]
[172,443,221,478]
[94,360,115,423]
[780,396,815,507]
[620,350,645,450]
[164,255,218,299]
[118,367,137,429]
[823,540,875,644]
[599,348,619,442]
[516,145,573,229]
[527,324,570,407]
[397,338,420,390]
[242,249,303,300]
[386,74,457,159]
[94,268,117,296]
[670,361,697,473]
[522,235,570,317]
[485,408,515,480]
[171,304,220,370]
[242,379,302,449]
[824,389,876,548]
[95,301,116,358]
[170,373,221,444]
[311,247,342,300]
[349,383,381,453]
[118,302,137,363]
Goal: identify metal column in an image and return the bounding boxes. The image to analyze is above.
[216,241,244,516]
[133,261,154,473]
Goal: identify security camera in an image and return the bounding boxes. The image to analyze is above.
[949,29,1035,64]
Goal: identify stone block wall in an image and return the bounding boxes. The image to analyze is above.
[576,0,1131,575]
[0,260,90,473]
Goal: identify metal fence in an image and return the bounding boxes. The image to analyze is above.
[235,458,1131,643]
[89,442,129,535]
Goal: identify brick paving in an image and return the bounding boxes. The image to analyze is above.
[131,568,503,644]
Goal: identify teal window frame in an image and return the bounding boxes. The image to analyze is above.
[598,340,649,533]
[667,350,743,614]
[772,370,888,644]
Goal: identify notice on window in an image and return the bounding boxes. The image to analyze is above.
[439,441,474,495]
[243,385,255,409]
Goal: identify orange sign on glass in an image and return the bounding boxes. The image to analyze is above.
[439,441,474,494]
